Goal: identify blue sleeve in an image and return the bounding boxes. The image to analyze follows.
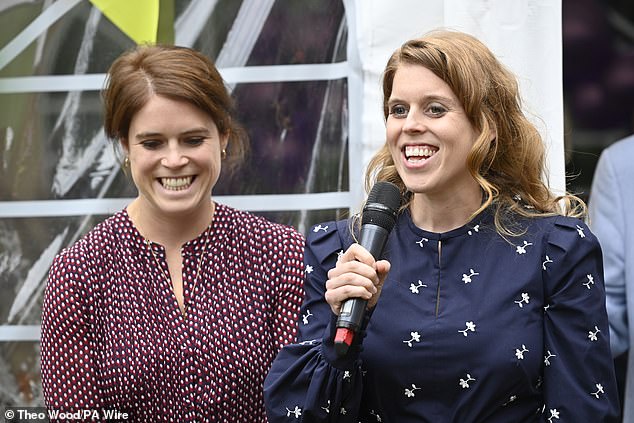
[264,220,367,422]
[541,217,620,421]
[589,148,629,357]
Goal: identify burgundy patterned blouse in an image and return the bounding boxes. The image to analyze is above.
[41,203,306,422]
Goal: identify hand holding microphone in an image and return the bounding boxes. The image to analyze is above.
[328,181,401,357]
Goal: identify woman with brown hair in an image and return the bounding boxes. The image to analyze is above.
[41,45,305,422]
[264,30,619,422]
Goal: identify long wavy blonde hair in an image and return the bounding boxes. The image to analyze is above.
[365,30,585,236]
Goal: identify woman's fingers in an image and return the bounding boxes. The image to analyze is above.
[368,259,391,308]
[325,243,391,315]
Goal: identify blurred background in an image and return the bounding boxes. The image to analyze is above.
[563,0,634,198]
[0,0,632,412]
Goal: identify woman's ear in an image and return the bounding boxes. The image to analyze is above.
[120,138,129,156]
[488,121,497,144]
[221,133,229,153]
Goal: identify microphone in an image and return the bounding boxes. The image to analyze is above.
[334,181,401,357]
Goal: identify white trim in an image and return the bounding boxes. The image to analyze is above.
[0,62,350,93]
[214,0,275,68]
[0,0,82,71]
[343,0,365,211]
[174,0,219,47]
[0,325,41,341]
[0,192,353,218]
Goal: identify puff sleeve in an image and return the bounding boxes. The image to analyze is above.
[264,220,367,422]
[541,217,620,421]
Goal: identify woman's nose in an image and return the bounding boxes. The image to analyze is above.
[402,110,426,133]
[160,145,188,167]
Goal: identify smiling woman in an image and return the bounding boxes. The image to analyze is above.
[125,95,226,229]
[264,29,620,423]
[40,45,306,422]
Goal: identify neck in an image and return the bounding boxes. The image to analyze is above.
[127,198,214,248]
[409,189,482,233]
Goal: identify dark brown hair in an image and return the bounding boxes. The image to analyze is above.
[102,44,248,174]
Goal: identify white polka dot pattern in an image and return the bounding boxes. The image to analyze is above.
[41,203,305,422]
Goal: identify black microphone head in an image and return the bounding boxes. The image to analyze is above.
[362,181,401,231]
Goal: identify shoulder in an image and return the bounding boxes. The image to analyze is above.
[597,134,634,174]
[501,214,598,257]
[214,203,305,248]
[603,134,634,156]
[47,211,126,291]
[305,218,354,266]
[54,211,125,263]
[533,216,601,268]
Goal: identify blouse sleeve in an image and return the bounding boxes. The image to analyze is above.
[40,241,102,410]
[541,217,620,421]
[264,220,367,422]
[270,227,308,350]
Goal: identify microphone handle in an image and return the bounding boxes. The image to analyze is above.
[335,224,390,332]
[359,223,391,259]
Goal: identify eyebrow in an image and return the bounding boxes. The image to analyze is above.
[134,127,212,139]
[388,94,457,106]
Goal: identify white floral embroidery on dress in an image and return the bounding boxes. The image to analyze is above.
[544,350,557,366]
[542,255,553,270]
[459,374,476,388]
[403,331,421,347]
[588,326,600,341]
[515,344,529,359]
[462,269,479,283]
[313,224,328,233]
[337,250,344,261]
[340,407,347,415]
[514,293,530,308]
[547,408,560,422]
[409,280,428,294]
[583,274,595,289]
[502,395,517,406]
[285,405,302,418]
[468,224,480,236]
[591,383,605,398]
[404,384,421,398]
[458,321,476,337]
[516,240,533,254]
[321,400,330,414]
[305,264,313,274]
[301,309,313,325]
[416,237,429,248]
[343,371,351,381]
[576,225,586,238]
[370,409,383,422]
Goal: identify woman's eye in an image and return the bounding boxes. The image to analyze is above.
[186,137,205,146]
[390,105,408,117]
[427,104,447,116]
[141,140,161,149]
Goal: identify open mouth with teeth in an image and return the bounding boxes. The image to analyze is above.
[404,145,438,163]
[159,176,194,191]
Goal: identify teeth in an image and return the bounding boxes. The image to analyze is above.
[405,145,436,160]
[160,176,192,191]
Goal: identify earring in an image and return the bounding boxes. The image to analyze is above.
[221,149,227,160]
[123,156,130,168]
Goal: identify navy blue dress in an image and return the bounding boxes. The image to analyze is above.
[264,208,620,422]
